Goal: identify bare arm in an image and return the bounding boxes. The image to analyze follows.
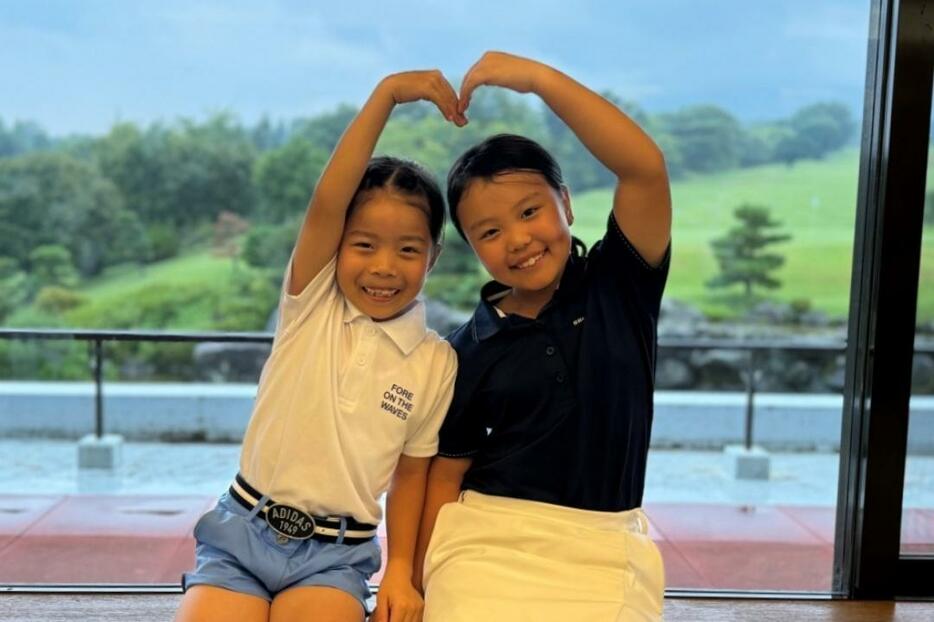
[288,71,464,295]
[412,456,472,592]
[459,52,671,267]
[372,454,432,622]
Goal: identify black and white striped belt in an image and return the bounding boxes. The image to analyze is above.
[229,473,377,544]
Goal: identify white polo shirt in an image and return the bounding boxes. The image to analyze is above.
[239,256,457,525]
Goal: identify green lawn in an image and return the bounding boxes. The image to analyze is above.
[11,147,933,327]
[570,148,934,321]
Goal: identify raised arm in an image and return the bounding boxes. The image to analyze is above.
[289,71,465,295]
[458,52,671,267]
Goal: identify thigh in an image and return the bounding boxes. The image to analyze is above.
[270,585,365,622]
[175,585,270,622]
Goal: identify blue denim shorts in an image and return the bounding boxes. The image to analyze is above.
[183,492,382,611]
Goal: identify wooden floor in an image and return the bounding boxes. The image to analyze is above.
[1,594,932,621]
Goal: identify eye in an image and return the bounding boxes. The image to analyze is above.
[352,241,373,250]
[401,246,421,255]
[521,206,540,219]
[479,228,499,240]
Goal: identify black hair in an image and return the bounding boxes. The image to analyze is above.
[446,134,565,241]
[348,156,445,245]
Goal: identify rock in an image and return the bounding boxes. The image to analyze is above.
[656,357,695,389]
[193,342,271,383]
[912,354,934,394]
[690,349,748,390]
[425,298,471,336]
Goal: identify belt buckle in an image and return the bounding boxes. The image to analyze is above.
[265,503,316,540]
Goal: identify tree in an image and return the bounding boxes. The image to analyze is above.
[253,137,328,224]
[242,223,296,272]
[925,190,934,227]
[0,257,29,322]
[213,211,250,259]
[29,245,79,290]
[292,104,358,153]
[0,152,146,276]
[707,204,792,302]
[0,119,51,157]
[656,105,744,174]
[775,102,855,165]
[94,115,256,228]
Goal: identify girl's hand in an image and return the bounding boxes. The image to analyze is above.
[370,564,424,622]
[382,70,467,126]
[457,51,546,116]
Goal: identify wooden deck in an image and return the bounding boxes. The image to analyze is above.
[1,593,933,621]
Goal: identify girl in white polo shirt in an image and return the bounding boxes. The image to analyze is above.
[176,70,465,622]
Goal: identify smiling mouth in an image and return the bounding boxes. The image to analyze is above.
[511,250,546,270]
[362,286,400,300]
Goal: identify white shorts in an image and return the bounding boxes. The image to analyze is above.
[423,491,665,622]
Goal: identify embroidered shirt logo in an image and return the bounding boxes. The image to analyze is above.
[573,316,585,326]
[381,383,415,421]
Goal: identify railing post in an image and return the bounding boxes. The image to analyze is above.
[93,338,103,438]
[744,349,756,450]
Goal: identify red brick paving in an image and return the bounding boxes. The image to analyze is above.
[0,495,930,591]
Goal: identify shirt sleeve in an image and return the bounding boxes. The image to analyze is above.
[401,344,458,457]
[276,254,340,337]
[437,336,488,458]
[589,212,671,318]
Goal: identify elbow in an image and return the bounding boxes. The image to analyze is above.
[645,145,669,182]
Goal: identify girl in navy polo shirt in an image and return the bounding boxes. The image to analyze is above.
[414,52,672,621]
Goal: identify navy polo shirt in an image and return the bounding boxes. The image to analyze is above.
[438,213,670,512]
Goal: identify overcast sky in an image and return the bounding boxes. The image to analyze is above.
[1,0,871,135]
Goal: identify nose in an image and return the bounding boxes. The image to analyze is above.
[507,227,532,253]
[369,249,397,277]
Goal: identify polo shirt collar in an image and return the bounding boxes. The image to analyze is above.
[343,298,428,356]
[471,251,587,343]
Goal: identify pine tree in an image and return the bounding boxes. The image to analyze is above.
[707,204,792,301]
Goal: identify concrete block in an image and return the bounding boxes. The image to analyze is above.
[78,434,124,470]
[725,444,771,480]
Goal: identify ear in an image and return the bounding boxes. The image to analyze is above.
[427,244,443,272]
[560,185,574,226]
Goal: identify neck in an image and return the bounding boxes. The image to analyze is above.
[498,283,557,319]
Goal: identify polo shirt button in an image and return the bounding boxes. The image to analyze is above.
[545,346,556,356]
[556,373,565,383]
[357,358,366,366]
[276,534,289,545]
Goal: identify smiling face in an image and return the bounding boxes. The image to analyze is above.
[336,190,437,321]
[457,171,574,306]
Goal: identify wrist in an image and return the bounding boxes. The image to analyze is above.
[384,558,414,576]
[373,75,401,107]
[529,62,558,94]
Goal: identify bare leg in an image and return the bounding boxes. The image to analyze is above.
[270,585,365,622]
[175,585,270,622]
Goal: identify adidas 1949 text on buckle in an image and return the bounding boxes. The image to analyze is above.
[228,474,377,544]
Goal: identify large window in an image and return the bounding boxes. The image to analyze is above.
[2,0,931,598]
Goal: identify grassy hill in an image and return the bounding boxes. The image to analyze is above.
[571,148,934,321]
[9,147,934,328]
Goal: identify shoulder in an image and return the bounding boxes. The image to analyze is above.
[445,318,475,352]
[411,327,458,371]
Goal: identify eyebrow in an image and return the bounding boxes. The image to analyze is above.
[466,191,544,233]
[346,230,429,244]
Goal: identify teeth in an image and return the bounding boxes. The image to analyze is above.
[515,252,544,269]
[363,287,398,299]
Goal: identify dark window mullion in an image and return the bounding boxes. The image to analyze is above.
[835,0,934,599]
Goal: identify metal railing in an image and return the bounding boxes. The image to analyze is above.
[1,328,932,448]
